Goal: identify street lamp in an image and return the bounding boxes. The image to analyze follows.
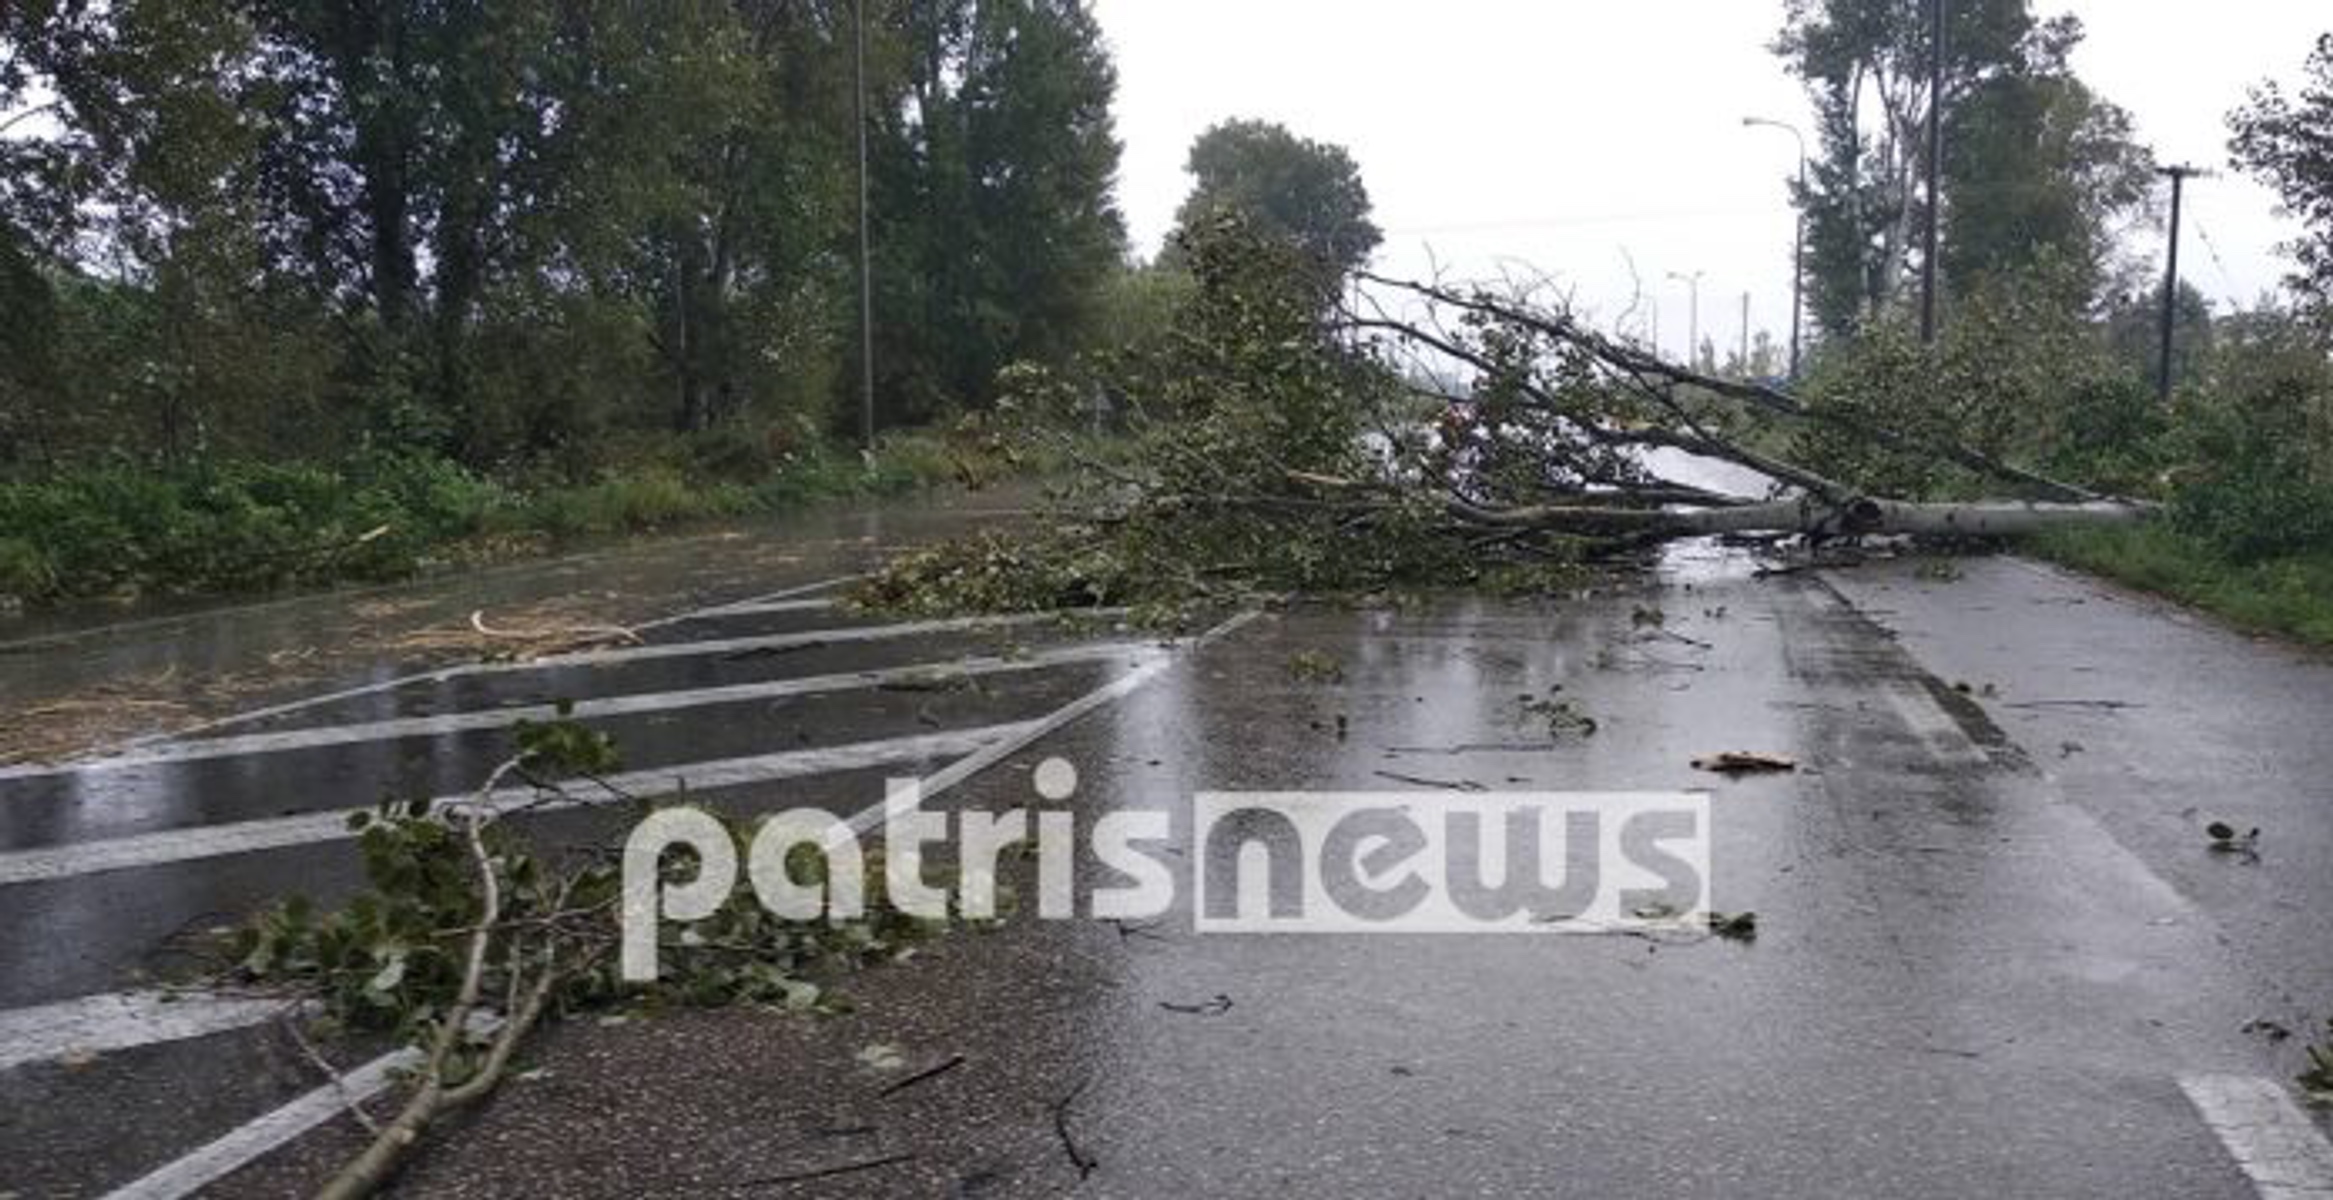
[1666,270,1704,368]
[1742,116,1806,381]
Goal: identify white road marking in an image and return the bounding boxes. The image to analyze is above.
[101,1046,422,1200]
[0,642,1156,778]
[668,597,836,621]
[1882,683,1991,768]
[0,990,310,1073]
[93,575,861,755]
[2180,1074,2333,1199]
[837,609,1262,838]
[0,723,1037,886]
[66,610,1257,1199]
[19,604,1116,776]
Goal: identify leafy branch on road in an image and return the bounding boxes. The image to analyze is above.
[217,716,938,1196]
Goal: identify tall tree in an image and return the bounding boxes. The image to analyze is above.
[1,0,1133,465]
[2231,32,2333,323]
[1940,16,2153,306]
[1776,1,2148,337]
[874,0,1124,424]
[1169,118,1380,295]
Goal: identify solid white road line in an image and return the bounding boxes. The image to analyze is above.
[101,1046,423,1200]
[0,642,1157,778]
[0,723,1038,887]
[665,597,837,621]
[2179,1074,2333,1199]
[839,609,1263,834]
[0,990,310,1073]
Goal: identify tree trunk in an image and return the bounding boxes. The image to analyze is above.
[1453,496,2152,540]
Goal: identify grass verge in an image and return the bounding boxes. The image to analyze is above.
[0,430,1017,608]
[2023,523,2333,649]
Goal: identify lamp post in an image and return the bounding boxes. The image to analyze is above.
[853,0,875,449]
[1921,0,1945,344]
[1667,270,1704,368]
[1742,116,1806,380]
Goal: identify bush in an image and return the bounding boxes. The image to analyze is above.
[0,422,1024,608]
[2167,335,2333,560]
[1792,261,2157,499]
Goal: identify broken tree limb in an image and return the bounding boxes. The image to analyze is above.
[1353,271,2109,504]
[1445,497,2153,540]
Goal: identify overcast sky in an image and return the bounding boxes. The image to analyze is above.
[1091,0,2324,360]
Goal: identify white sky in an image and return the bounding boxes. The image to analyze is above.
[1093,0,2324,360]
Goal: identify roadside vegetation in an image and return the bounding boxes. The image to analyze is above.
[0,0,1130,608]
[0,428,1037,605]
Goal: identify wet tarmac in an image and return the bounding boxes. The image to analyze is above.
[2,513,2331,1197]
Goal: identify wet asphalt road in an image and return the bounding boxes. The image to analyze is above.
[3,510,2332,1197]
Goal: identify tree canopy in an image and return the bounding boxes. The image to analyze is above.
[1168,118,1380,295]
[0,0,1128,468]
[2231,32,2333,324]
[1776,1,2152,337]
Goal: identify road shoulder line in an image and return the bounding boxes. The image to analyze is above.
[2180,1074,2333,1199]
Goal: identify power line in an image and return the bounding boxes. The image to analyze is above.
[2191,216,2239,297]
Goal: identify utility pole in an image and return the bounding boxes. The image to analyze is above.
[2156,164,2208,402]
[1921,0,1945,344]
[1667,270,1703,368]
[854,0,875,449]
[1742,116,1807,379]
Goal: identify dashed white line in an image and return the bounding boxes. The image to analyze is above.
[0,990,310,1073]
[2181,1074,2333,1199]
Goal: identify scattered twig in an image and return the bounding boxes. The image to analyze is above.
[1158,994,1233,1016]
[1691,751,1799,776]
[877,1054,968,1099]
[1372,770,1488,792]
[740,1152,917,1189]
[280,1009,383,1136]
[1051,1079,1099,1180]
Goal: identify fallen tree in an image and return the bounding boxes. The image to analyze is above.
[860,217,2154,614]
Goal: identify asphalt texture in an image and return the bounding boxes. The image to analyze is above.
[1,515,2330,1198]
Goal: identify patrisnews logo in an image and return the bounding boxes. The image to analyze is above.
[620,780,1714,981]
[1191,791,1710,934]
